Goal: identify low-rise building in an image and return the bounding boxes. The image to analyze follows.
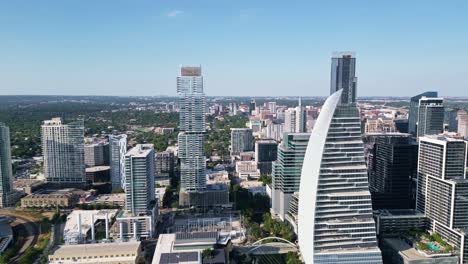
[21,193,74,208]
[236,161,260,180]
[82,193,126,207]
[48,241,141,264]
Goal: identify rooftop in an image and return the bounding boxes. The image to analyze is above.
[50,241,140,257]
[125,144,154,157]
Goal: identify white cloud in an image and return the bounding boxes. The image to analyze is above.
[167,10,183,18]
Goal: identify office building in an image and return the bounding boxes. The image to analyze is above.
[408,91,444,137]
[109,134,127,190]
[230,128,254,156]
[408,91,438,135]
[42,118,86,186]
[416,135,468,263]
[416,97,445,137]
[125,144,155,216]
[177,66,207,205]
[271,133,309,221]
[0,123,13,208]
[330,52,357,104]
[298,54,382,263]
[255,139,278,175]
[367,133,418,209]
[267,101,277,114]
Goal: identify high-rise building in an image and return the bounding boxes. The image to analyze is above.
[445,108,460,132]
[109,134,127,190]
[155,151,175,178]
[125,144,155,216]
[84,142,108,167]
[330,52,357,105]
[298,54,382,263]
[416,135,468,263]
[177,66,206,203]
[271,133,309,221]
[42,118,85,186]
[255,139,278,175]
[416,97,445,137]
[250,99,256,115]
[458,110,468,138]
[230,128,254,156]
[295,97,306,133]
[283,108,296,133]
[268,102,277,114]
[408,92,444,137]
[264,121,283,142]
[367,133,418,209]
[0,123,13,208]
[284,98,306,133]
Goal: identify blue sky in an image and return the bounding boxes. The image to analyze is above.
[0,0,467,96]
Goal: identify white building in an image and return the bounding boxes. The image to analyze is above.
[42,118,85,186]
[298,56,382,263]
[125,144,155,216]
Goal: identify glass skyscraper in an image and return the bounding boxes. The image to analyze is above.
[330,52,357,105]
[177,66,206,204]
[109,134,127,191]
[0,123,13,208]
[298,54,382,263]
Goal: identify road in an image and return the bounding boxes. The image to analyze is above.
[0,210,40,264]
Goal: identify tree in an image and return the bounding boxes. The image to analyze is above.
[286,252,303,264]
[201,248,215,260]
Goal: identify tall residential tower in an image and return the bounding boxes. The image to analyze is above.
[109,134,127,190]
[42,118,85,186]
[177,66,206,205]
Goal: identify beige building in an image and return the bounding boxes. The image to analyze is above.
[21,193,74,208]
[48,241,141,264]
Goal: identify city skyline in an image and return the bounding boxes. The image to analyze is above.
[1,1,467,97]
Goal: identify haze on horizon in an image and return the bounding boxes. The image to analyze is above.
[0,1,467,97]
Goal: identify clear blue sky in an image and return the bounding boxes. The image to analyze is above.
[0,0,467,97]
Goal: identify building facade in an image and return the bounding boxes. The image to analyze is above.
[367,133,418,209]
[416,135,468,263]
[230,128,254,156]
[330,52,357,105]
[84,142,108,167]
[255,139,278,175]
[109,134,127,190]
[155,151,175,178]
[125,144,155,216]
[271,133,310,221]
[408,91,438,136]
[42,118,86,186]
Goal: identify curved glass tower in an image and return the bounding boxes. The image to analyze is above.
[298,90,382,263]
[298,53,382,263]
